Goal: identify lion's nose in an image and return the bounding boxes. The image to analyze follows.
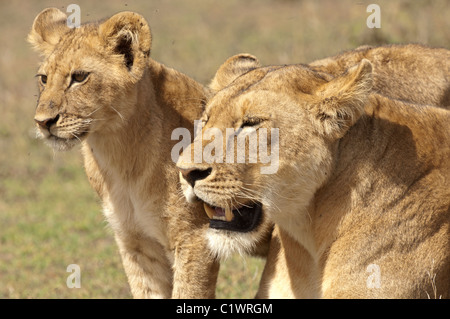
[179,167,212,188]
[35,114,59,130]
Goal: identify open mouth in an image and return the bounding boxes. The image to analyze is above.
[203,202,262,233]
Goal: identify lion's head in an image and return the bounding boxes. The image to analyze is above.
[28,8,151,151]
[177,54,372,257]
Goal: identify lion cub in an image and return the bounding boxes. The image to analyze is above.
[178,55,449,298]
[29,8,219,298]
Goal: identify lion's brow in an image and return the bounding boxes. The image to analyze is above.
[230,66,283,99]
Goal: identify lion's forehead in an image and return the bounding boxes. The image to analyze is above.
[43,28,103,73]
[204,65,334,132]
[207,85,295,123]
[208,64,322,110]
[206,78,275,117]
[206,93,252,125]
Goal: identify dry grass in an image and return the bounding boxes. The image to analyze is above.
[0,0,448,299]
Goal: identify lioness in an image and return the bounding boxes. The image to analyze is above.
[182,44,449,263]
[309,43,450,107]
[177,57,450,298]
[29,8,219,298]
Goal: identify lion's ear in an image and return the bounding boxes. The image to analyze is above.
[312,59,373,139]
[28,8,69,57]
[209,54,260,91]
[99,11,151,78]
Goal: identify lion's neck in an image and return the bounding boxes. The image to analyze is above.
[312,94,449,259]
[83,69,161,182]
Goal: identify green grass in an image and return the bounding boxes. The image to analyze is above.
[1,0,448,299]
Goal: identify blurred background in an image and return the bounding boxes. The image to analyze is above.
[0,0,448,298]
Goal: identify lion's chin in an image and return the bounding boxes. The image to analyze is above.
[42,133,87,151]
[206,228,266,260]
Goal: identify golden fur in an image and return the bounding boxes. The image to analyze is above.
[178,50,450,298]
[179,54,273,259]
[29,8,219,298]
[179,44,449,263]
[310,44,450,107]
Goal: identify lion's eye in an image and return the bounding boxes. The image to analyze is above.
[71,71,89,84]
[39,74,47,85]
[241,117,263,128]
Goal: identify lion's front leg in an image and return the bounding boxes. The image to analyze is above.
[171,232,220,299]
[115,233,173,299]
[256,226,320,299]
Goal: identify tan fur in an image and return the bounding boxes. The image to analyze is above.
[29,8,219,298]
[178,48,450,298]
[209,54,261,92]
[310,44,450,107]
[179,54,273,259]
[179,44,449,263]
